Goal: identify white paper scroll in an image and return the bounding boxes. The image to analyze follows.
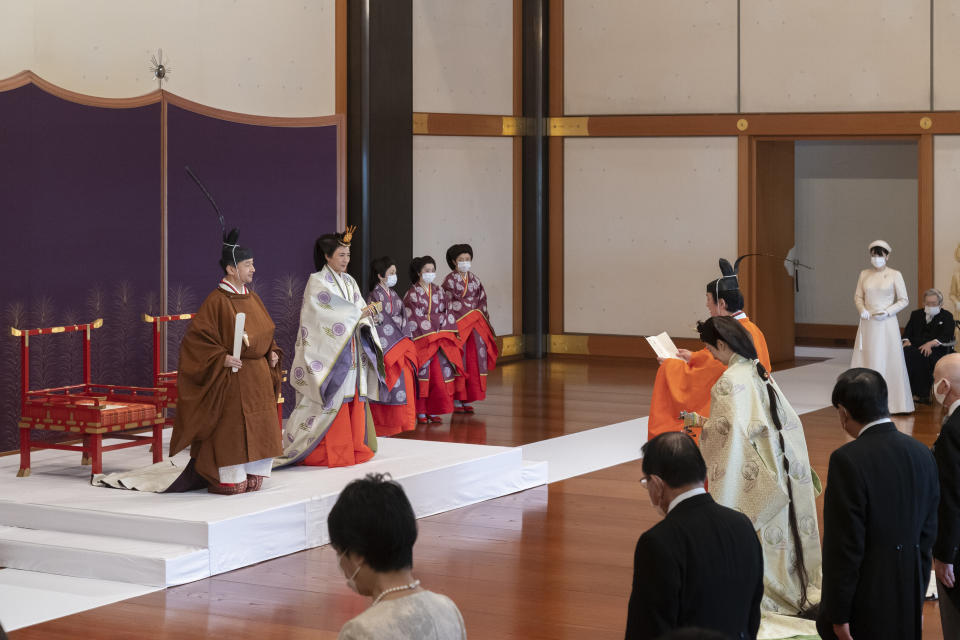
[232,312,246,372]
[646,331,681,360]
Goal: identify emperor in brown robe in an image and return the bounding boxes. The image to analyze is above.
[170,283,283,488]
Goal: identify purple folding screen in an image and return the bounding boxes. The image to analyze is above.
[0,83,341,451]
[166,104,339,414]
[0,84,161,451]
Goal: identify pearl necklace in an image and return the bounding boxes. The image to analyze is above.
[371,579,421,606]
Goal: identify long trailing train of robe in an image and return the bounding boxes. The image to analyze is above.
[700,354,822,639]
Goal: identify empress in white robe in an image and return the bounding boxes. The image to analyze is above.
[851,266,914,414]
[273,265,383,468]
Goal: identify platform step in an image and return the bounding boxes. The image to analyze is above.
[0,502,210,547]
[0,525,209,587]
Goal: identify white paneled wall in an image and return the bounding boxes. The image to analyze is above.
[564,137,738,337]
[3,0,335,116]
[935,1,960,110]
[413,0,513,115]
[0,0,34,80]
[564,0,737,115]
[413,136,514,335]
[934,137,960,313]
[740,0,930,112]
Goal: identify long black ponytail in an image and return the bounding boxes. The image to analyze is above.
[756,360,811,614]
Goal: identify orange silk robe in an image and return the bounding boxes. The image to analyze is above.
[647,315,770,440]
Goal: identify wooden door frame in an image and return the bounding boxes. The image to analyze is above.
[738,133,933,332]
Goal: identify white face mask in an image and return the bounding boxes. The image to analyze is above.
[385,274,398,288]
[925,306,941,316]
[934,379,950,406]
[457,261,471,273]
[871,256,887,269]
[422,272,436,284]
[339,552,363,593]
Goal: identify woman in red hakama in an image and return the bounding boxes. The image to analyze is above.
[441,244,498,414]
[366,256,418,436]
[403,256,463,424]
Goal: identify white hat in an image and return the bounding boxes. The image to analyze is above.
[868,239,892,253]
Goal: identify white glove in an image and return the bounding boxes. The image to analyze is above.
[873,311,888,320]
[860,310,870,320]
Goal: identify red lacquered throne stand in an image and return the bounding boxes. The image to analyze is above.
[14,318,166,478]
[143,312,196,427]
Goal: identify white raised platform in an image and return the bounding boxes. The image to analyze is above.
[0,432,547,589]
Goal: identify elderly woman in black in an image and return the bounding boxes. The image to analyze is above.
[330,473,466,639]
[902,287,956,403]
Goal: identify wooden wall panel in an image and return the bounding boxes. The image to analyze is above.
[752,141,796,363]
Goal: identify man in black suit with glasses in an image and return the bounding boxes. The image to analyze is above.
[625,432,763,640]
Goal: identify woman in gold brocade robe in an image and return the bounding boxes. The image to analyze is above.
[694,316,822,635]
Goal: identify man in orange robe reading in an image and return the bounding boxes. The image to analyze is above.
[647,257,771,440]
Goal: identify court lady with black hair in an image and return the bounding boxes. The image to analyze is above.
[694,316,822,634]
[366,256,418,436]
[274,228,383,469]
[403,256,463,423]
[330,473,466,639]
[440,243,498,414]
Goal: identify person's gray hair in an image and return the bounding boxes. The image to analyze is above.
[923,288,944,305]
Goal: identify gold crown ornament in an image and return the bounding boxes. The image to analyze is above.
[340,225,358,246]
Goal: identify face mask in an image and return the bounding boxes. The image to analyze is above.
[457,261,471,273]
[645,478,667,517]
[385,274,397,288]
[934,379,950,406]
[871,256,887,269]
[339,552,363,593]
[925,306,940,316]
[422,272,436,284]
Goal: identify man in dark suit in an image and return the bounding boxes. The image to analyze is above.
[625,432,763,640]
[902,288,956,402]
[932,353,960,636]
[818,368,939,640]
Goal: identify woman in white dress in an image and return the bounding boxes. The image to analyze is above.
[330,473,467,640]
[851,240,914,414]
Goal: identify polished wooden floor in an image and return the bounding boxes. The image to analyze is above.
[6,355,950,639]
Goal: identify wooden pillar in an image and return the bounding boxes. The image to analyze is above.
[346,0,413,291]
[521,0,549,358]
